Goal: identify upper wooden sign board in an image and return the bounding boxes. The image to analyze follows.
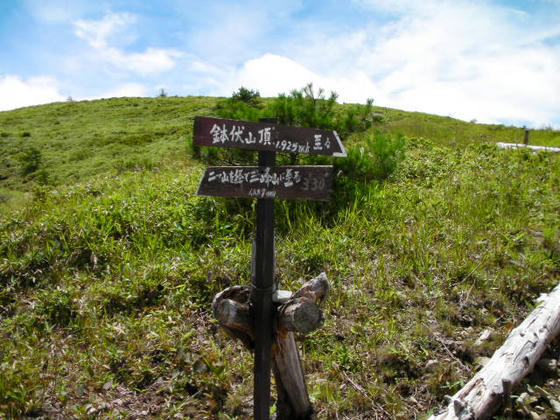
[193,116,346,157]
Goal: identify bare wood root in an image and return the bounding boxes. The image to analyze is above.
[273,330,315,419]
[278,301,323,333]
[428,282,560,420]
[276,271,330,334]
[290,271,330,305]
[212,285,254,349]
[211,273,331,420]
[273,273,330,420]
[211,273,330,345]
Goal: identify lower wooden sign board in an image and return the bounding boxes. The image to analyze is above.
[196,166,333,201]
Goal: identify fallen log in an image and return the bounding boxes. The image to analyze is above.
[212,273,330,419]
[429,282,560,420]
[496,142,560,153]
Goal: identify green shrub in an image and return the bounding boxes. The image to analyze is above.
[16,147,42,175]
[213,87,263,122]
[270,83,338,129]
[324,132,406,215]
[336,133,406,183]
[339,99,377,135]
[35,287,78,327]
[213,100,264,122]
[213,83,375,137]
[34,169,50,185]
[231,87,260,106]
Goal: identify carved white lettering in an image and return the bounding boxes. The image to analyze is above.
[229,126,245,144]
[313,134,323,150]
[206,168,324,192]
[258,127,272,145]
[210,124,229,144]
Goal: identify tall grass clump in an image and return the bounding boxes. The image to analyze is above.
[17,147,42,176]
[337,132,406,183]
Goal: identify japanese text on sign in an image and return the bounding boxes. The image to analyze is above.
[193,116,346,157]
[197,166,333,201]
[210,124,273,146]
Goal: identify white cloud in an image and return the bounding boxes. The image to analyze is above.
[353,0,442,15]
[73,12,136,49]
[0,75,65,111]
[370,3,560,126]
[7,2,559,129]
[73,12,182,75]
[196,53,379,105]
[274,1,560,128]
[102,46,182,75]
[231,54,319,96]
[196,24,559,128]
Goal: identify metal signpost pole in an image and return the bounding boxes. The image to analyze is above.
[253,118,277,420]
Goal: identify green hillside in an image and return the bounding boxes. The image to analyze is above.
[1,96,559,418]
[0,97,217,209]
[1,96,558,209]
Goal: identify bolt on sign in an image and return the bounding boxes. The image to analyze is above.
[193,116,346,420]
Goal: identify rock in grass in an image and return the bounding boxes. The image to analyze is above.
[474,329,492,346]
[516,392,530,406]
[425,359,439,371]
[550,398,560,415]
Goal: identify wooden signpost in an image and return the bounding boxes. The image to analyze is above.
[194,116,345,420]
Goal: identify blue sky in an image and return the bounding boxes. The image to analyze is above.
[1,0,559,128]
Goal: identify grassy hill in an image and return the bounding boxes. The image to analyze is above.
[0,97,217,209]
[1,96,558,209]
[1,96,559,418]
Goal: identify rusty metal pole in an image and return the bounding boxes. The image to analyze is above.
[524,128,530,145]
[252,117,277,420]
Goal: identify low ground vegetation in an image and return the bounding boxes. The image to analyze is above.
[0,92,559,418]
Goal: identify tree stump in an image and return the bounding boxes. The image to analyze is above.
[212,272,330,419]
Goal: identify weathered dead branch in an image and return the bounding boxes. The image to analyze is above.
[429,282,560,420]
